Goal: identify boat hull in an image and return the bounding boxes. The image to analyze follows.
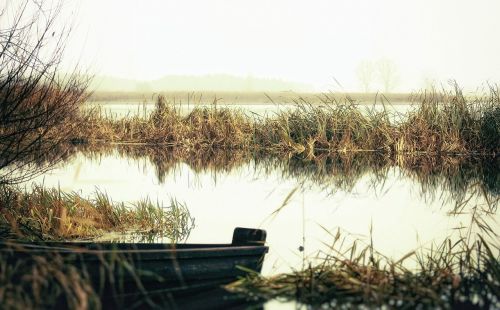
[0,228,268,307]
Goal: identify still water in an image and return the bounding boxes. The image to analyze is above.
[85,100,417,120]
[29,150,499,279]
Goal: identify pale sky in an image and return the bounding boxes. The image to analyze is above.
[44,0,500,91]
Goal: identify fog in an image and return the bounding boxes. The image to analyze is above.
[51,0,500,92]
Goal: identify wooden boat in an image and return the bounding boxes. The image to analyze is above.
[0,227,268,308]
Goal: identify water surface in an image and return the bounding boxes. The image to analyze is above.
[30,150,499,277]
[85,100,417,121]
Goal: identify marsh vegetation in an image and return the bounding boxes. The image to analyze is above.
[227,236,500,309]
[76,84,499,156]
[2,79,499,308]
[2,86,499,308]
[0,184,194,241]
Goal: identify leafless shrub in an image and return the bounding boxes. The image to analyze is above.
[0,0,90,184]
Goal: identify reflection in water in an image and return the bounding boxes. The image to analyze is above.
[28,145,499,278]
[71,144,499,205]
[85,101,416,120]
[0,141,75,185]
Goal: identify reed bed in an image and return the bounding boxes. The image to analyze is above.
[0,184,194,241]
[227,235,500,309]
[73,84,500,156]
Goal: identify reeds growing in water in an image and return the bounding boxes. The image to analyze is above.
[0,184,194,241]
[74,84,499,156]
[227,234,500,309]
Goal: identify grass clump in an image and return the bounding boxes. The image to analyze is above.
[397,85,494,154]
[184,107,254,150]
[259,85,500,156]
[78,95,255,149]
[227,235,500,309]
[0,184,194,241]
[254,97,395,155]
[479,106,500,152]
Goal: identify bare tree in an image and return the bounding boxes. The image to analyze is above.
[377,58,399,93]
[0,1,90,184]
[356,60,375,93]
[421,76,438,91]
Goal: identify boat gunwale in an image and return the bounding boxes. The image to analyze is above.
[0,241,269,259]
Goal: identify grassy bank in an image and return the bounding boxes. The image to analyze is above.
[74,84,500,155]
[227,236,500,309]
[0,184,194,241]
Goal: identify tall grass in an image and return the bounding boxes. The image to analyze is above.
[74,84,500,156]
[0,184,194,241]
[0,239,181,309]
[0,250,100,309]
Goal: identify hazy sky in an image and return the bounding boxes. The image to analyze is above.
[54,0,500,91]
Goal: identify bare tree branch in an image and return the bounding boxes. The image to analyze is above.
[0,0,90,185]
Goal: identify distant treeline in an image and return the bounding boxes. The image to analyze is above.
[89,74,312,93]
[88,90,414,104]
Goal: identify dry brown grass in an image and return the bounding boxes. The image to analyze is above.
[0,250,100,310]
[227,235,500,309]
[0,184,194,241]
[73,85,499,157]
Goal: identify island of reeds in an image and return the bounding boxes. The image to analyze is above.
[74,84,499,156]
